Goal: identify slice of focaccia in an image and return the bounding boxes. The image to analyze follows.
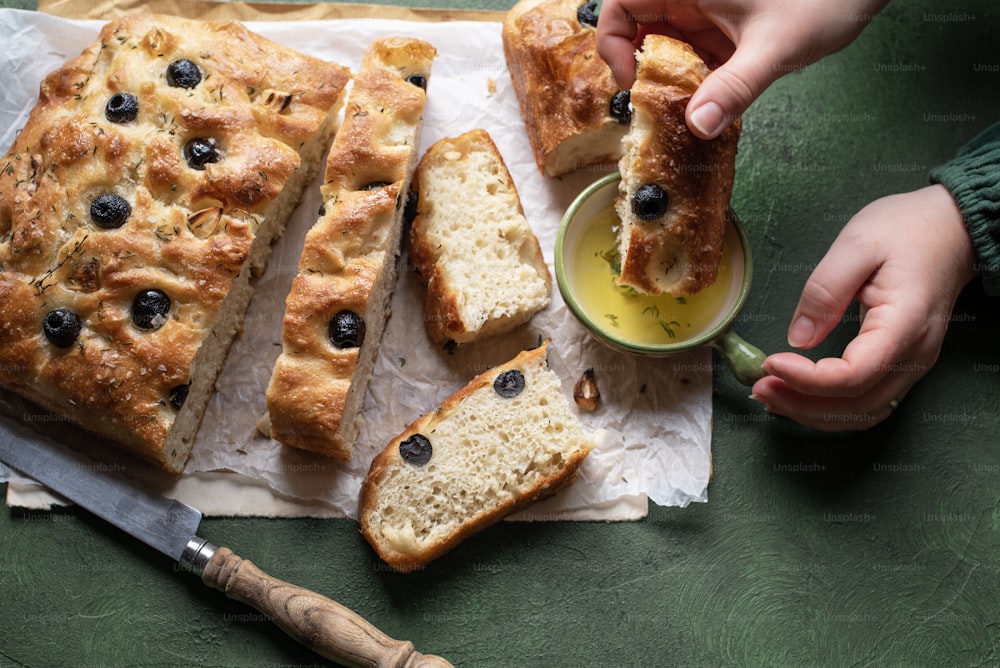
[0,13,350,473]
[409,129,551,346]
[502,0,629,177]
[616,34,740,296]
[261,37,437,459]
[359,340,602,573]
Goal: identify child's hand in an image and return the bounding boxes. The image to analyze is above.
[751,185,977,430]
[597,0,888,138]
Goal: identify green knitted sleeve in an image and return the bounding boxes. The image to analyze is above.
[929,123,1000,296]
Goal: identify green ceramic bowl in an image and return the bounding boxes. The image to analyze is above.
[555,172,767,386]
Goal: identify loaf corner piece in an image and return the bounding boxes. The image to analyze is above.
[502,0,629,177]
[0,12,350,473]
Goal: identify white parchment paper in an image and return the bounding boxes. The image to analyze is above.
[0,9,713,519]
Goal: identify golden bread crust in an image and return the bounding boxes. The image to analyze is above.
[616,34,740,295]
[0,12,349,472]
[264,37,436,459]
[503,0,627,177]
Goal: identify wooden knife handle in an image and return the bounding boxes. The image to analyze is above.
[202,547,452,668]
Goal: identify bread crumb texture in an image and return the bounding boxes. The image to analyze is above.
[410,129,551,344]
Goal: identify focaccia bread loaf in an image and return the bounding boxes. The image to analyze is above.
[359,340,601,572]
[0,13,349,473]
[616,34,740,296]
[260,37,436,459]
[409,129,551,346]
[503,0,629,177]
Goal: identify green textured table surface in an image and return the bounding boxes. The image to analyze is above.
[2,1,1000,666]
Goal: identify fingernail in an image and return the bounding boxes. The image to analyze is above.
[788,315,815,348]
[748,393,761,402]
[689,102,726,138]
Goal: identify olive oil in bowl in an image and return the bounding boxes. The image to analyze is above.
[556,172,766,383]
[568,202,740,346]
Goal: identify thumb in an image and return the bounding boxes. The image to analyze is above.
[785,238,879,350]
[686,26,791,139]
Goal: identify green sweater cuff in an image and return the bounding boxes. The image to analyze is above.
[929,123,1000,296]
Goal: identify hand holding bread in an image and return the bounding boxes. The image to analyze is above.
[596,0,889,138]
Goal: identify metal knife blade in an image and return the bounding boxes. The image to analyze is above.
[0,416,453,668]
[0,416,201,563]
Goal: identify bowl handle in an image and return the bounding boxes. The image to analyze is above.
[711,329,768,386]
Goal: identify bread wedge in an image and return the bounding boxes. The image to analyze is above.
[359,340,601,572]
[409,129,551,346]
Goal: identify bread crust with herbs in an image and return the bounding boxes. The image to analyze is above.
[616,34,740,296]
[0,12,349,472]
[502,0,628,177]
[262,37,436,459]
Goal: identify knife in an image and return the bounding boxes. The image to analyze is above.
[0,417,452,668]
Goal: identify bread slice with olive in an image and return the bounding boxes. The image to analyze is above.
[260,37,437,459]
[0,13,350,473]
[502,0,630,177]
[409,129,551,346]
[616,34,740,296]
[359,340,602,572]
